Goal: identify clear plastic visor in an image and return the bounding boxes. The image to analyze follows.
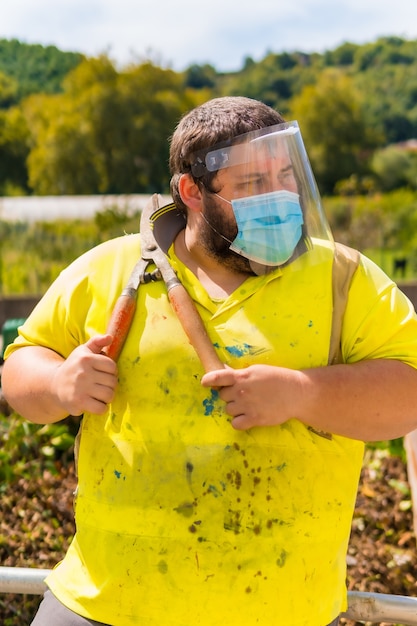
[191,121,333,248]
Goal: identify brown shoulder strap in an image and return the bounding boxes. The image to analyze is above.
[328,242,361,365]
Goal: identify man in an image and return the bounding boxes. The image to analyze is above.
[3,96,417,626]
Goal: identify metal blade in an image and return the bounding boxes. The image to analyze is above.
[140,194,181,291]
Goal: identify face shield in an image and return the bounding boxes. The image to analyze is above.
[190,121,334,274]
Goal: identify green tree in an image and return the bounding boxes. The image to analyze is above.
[0,106,30,194]
[61,55,129,194]
[184,64,217,89]
[24,91,101,194]
[324,42,358,67]
[25,56,204,195]
[113,61,202,192]
[223,51,319,113]
[3,35,417,197]
[0,71,18,108]
[0,38,83,101]
[352,39,417,143]
[371,145,417,191]
[289,69,381,194]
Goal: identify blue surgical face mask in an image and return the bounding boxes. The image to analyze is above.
[221,190,304,266]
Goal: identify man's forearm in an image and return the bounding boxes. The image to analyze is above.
[2,346,71,424]
[202,359,417,440]
[298,359,417,441]
[3,336,118,424]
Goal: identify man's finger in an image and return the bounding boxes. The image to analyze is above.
[201,368,236,388]
[85,334,114,355]
[230,415,250,431]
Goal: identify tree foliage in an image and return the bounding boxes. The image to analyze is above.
[0,38,83,102]
[325,189,417,262]
[372,145,417,192]
[24,57,205,194]
[0,106,30,195]
[1,36,417,196]
[0,71,19,109]
[288,69,381,194]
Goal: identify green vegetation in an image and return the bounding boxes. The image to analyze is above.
[0,204,142,295]
[1,190,417,296]
[325,189,417,277]
[0,38,84,102]
[0,36,417,196]
[0,413,76,486]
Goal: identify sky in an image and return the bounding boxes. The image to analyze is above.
[2,0,417,73]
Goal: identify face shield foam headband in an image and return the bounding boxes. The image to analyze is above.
[190,121,334,273]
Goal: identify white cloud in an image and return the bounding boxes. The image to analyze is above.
[2,0,417,71]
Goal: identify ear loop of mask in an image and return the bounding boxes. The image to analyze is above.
[198,185,235,246]
[200,211,233,246]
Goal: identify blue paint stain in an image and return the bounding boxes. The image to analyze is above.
[308,320,313,328]
[207,484,223,497]
[203,389,219,416]
[114,470,121,479]
[225,343,267,358]
[225,343,253,357]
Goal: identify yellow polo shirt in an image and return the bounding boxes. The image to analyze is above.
[6,234,417,625]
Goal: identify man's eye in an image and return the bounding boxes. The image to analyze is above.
[278,169,295,184]
[235,178,262,194]
[247,178,265,191]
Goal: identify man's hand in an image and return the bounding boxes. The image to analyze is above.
[202,360,417,441]
[52,334,118,416]
[201,364,303,430]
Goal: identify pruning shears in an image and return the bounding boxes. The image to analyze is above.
[103,194,223,373]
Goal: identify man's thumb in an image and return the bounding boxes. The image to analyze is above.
[85,334,113,354]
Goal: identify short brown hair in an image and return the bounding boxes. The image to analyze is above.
[169,96,285,212]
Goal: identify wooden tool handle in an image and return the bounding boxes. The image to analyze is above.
[168,284,224,373]
[102,290,137,362]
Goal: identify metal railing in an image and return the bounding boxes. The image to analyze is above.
[1,567,417,624]
[0,567,50,595]
[344,590,417,624]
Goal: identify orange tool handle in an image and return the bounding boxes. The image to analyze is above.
[102,289,137,362]
[168,283,224,373]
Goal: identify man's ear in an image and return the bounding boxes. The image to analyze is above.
[178,174,203,212]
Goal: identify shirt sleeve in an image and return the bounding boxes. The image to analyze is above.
[341,253,417,368]
[4,235,140,361]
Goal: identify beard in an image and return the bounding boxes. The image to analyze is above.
[199,192,254,275]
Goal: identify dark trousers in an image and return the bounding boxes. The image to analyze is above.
[31,591,110,626]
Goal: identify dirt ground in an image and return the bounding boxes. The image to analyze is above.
[1,447,416,625]
[341,448,417,625]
